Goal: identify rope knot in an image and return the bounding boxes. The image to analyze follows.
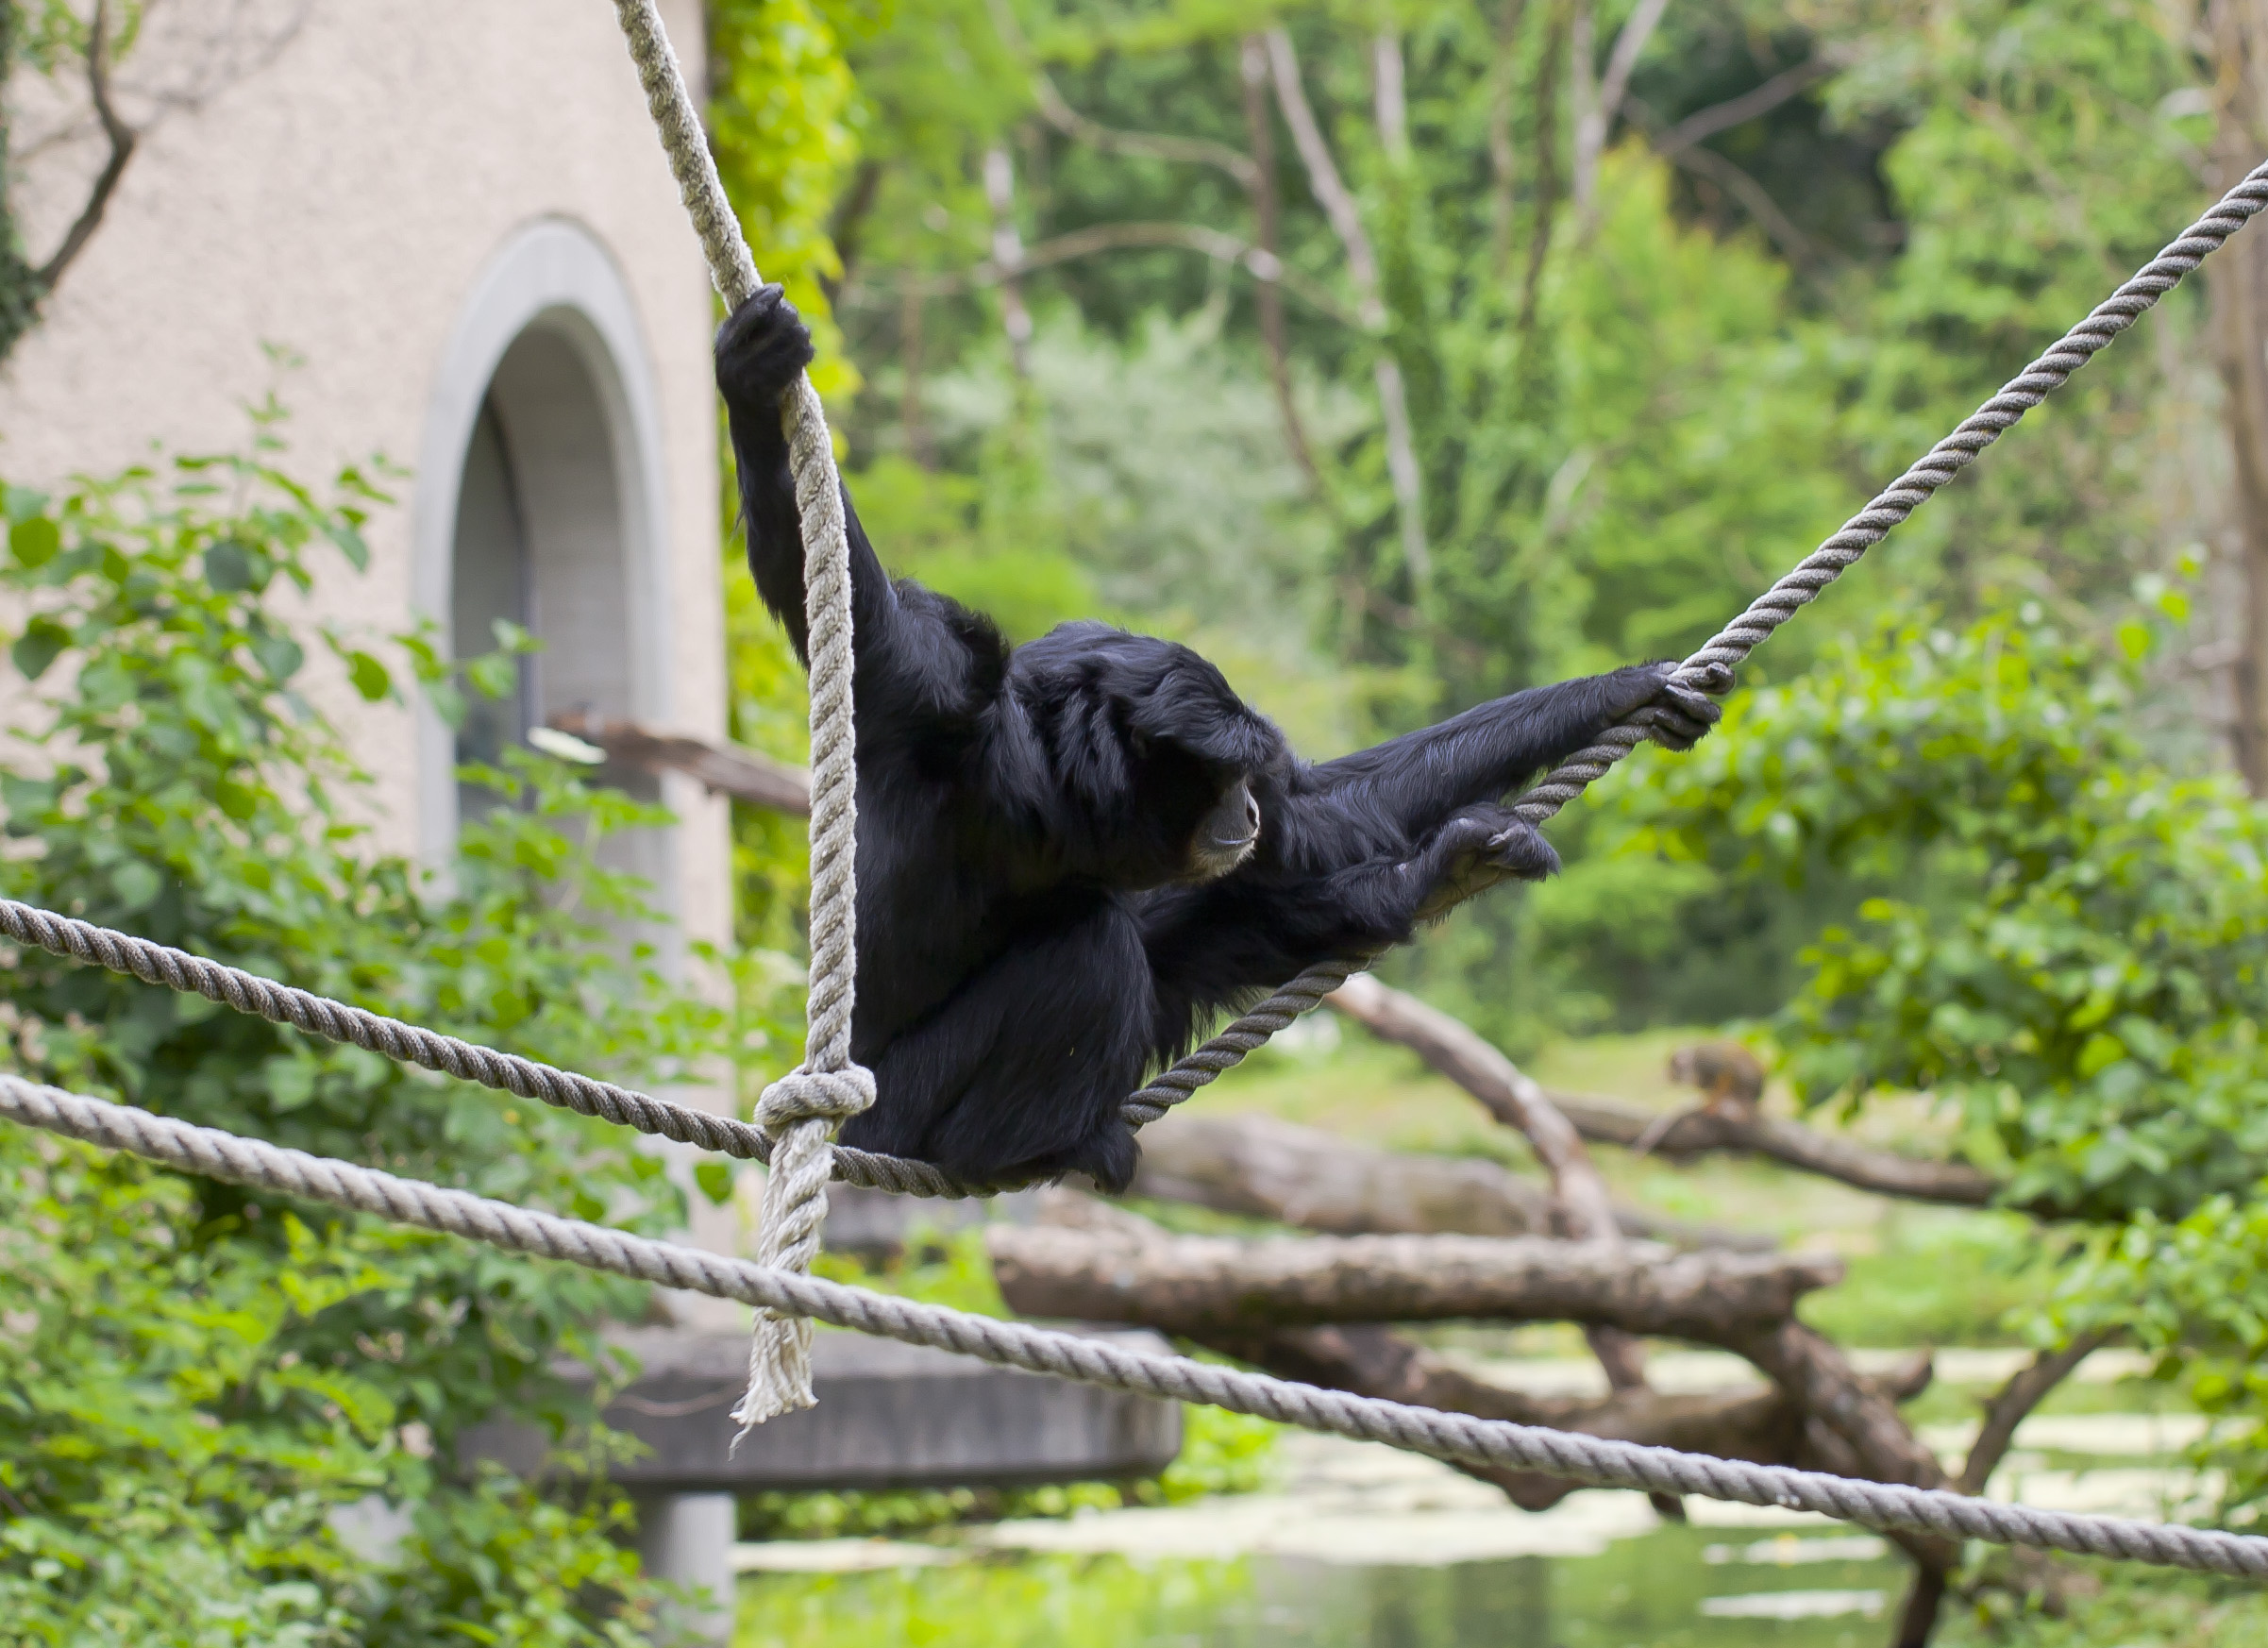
[755,1066,876,1133]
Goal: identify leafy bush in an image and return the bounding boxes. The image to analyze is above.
[0,430,755,1643]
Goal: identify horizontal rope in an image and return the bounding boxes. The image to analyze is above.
[6,1074,2262,1577]
[0,896,1340,1199]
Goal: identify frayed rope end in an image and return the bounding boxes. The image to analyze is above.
[730,1311,816,1449]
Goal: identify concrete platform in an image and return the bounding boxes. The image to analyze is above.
[462,1324,1184,1645]
[464,1325,1182,1491]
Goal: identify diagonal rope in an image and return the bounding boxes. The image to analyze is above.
[8,1075,2264,1578]
[614,0,872,1423]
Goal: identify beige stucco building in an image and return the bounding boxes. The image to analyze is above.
[0,0,731,958]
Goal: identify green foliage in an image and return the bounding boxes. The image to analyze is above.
[0,437,726,1642]
[710,0,876,399]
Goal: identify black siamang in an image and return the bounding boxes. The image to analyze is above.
[720,288,1724,1192]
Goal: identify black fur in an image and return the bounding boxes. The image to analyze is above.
[719,288,1722,1191]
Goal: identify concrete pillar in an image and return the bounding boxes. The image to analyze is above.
[633,1489,736,1646]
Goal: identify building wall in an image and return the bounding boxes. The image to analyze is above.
[0,0,731,960]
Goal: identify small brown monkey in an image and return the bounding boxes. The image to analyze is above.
[1633,1041,1767,1155]
[1666,1041,1766,1121]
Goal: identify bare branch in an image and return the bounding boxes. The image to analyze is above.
[1239,35,1323,494]
[1486,0,1531,276]
[1550,1091,2004,1207]
[981,0,1256,188]
[1573,0,1671,210]
[32,0,138,294]
[982,145,1033,375]
[1957,1331,2117,1496]
[1371,33,1409,163]
[1031,76,1258,187]
[1327,974,2002,1208]
[1331,973,1652,1400]
[863,220,1362,328]
[1264,29,1429,583]
[1203,1321,1808,1511]
[1655,57,1832,156]
[1518,0,1570,336]
[1263,29,1382,324]
[1628,98,1824,269]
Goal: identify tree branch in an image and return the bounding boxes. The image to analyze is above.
[867,220,1361,328]
[1627,98,1823,269]
[1238,35,1323,495]
[1325,974,2000,1207]
[983,0,1256,188]
[31,0,138,294]
[1264,27,1430,583]
[1204,1321,1807,1510]
[1957,1331,2117,1496]
[1549,1091,2004,1207]
[1654,57,1832,156]
[1572,0,1671,211]
[1031,73,1257,187]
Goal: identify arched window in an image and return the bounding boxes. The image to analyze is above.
[416,219,675,906]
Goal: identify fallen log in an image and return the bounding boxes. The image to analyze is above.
[1129,1111,1772,1251]
[1200,1321,1805,1510]
[986,1221,1840,1337]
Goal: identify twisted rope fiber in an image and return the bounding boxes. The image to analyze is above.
[614,0,871,1425]
[1113,155,2268,1101]
[8,1079,2263,1579]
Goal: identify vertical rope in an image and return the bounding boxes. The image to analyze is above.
[611,0,873,1431]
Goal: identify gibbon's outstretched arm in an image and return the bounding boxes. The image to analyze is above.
[1307,663,1724,828]
[1137,661,1726,1055]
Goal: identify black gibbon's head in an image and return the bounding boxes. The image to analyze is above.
[1015,621,1290,887]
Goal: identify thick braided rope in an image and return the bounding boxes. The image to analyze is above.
[1118,156,2268,1096]
[9,1080,2264,1578]
[614,0,872,1424]
[0,897,983,1198]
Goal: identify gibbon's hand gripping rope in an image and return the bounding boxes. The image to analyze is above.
[7,1076,2268,1579]
[612,0,871,1432]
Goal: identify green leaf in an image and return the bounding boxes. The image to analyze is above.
[328,523,371,571]
[8,514,59,568]
[110,860,161,911]
[2077,1032,2129,1079]
[11,616,70,680]
[206,539,256,591]
[252,631,305,682]
[347,649,392,701]
[263,1055,319,1112]
[694,1159,736,1205]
